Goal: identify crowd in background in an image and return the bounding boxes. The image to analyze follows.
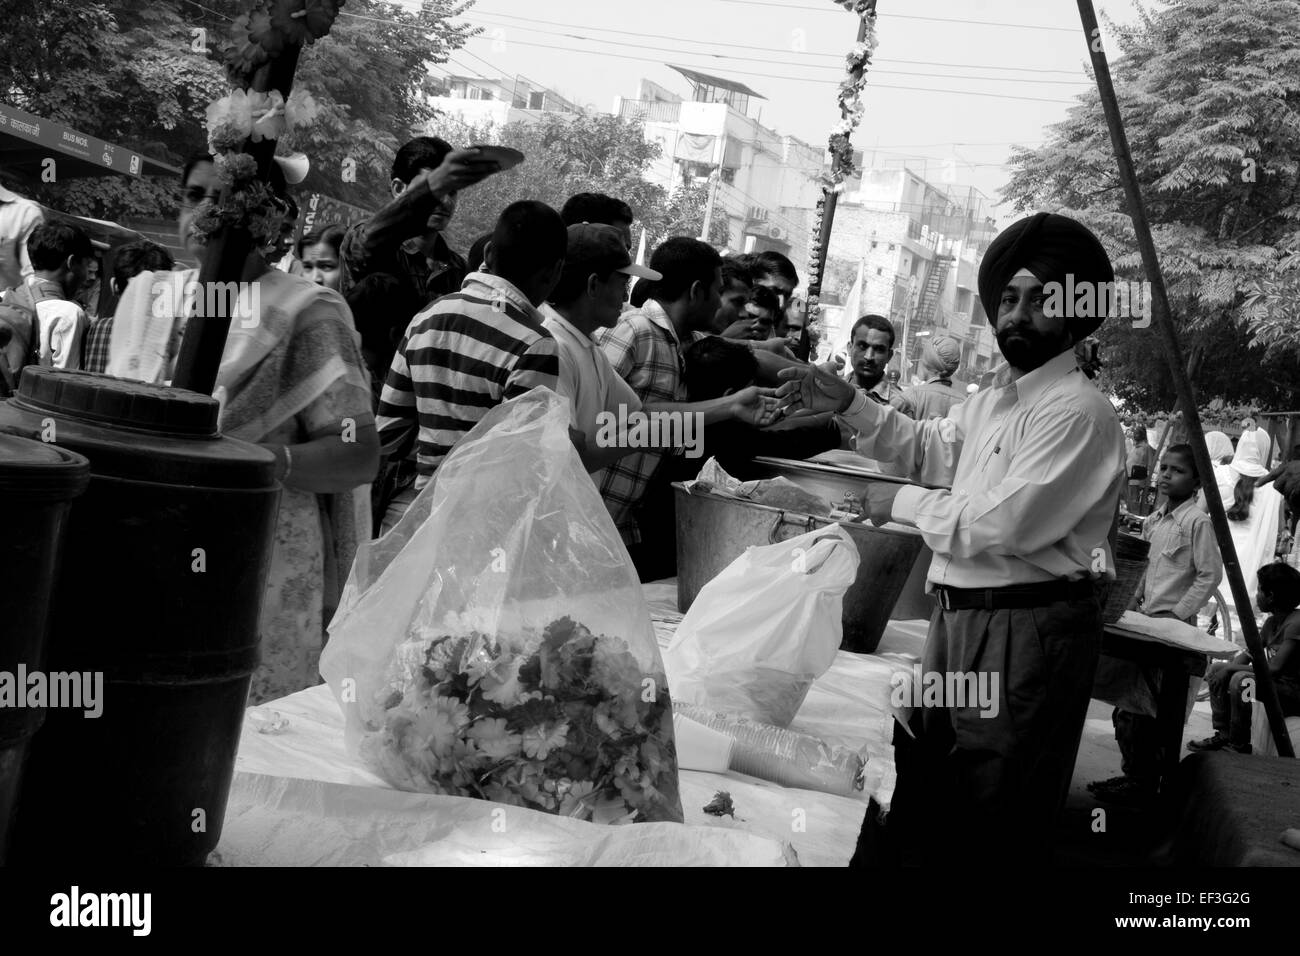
[2,132,1298,708]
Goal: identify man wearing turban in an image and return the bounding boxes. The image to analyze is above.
[776,212,1126,865]
[890,332,965,420]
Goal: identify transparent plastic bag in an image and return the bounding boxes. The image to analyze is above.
[320,387,682,824]
[663,525,859,727]
[675,703,867,798]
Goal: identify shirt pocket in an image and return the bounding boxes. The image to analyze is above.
[1156,528,1192,570]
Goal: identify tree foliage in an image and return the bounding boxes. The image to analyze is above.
[0,0,475,220]
[1002,0,1300,413]
[427,111,731,253]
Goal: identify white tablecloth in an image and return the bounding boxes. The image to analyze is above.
[219,580,926,868]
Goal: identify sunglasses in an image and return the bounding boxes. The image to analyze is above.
[178,185,222,208]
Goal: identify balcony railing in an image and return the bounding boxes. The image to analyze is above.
[617,99,682,123]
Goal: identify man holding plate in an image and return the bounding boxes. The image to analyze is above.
[776,213,1127,865]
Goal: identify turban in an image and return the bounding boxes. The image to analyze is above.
[921,333,962,376]
[978,212,1115,339]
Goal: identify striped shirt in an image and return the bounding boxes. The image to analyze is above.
[594,300,706,544]
[375,272,558,488]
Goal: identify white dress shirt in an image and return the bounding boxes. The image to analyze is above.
[540,304,642,454]
[840,347,1127,588]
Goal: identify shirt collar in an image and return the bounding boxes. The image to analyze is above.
[540,303,595,349]
[463,271,540,323]
[400,232,450,260]
[1151,496,1199,522]
[638,298,695,348]
[1012,347,1080,407]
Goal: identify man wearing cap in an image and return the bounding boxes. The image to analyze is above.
[540,224,661,474]
[777,212,1127,864]
[890,333,965,420]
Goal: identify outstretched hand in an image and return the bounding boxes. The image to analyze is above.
[775,362,856,417]
[731,385,782,427]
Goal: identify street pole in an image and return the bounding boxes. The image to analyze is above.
[700,166,721,243]
[803,2,876,356]
[1077,0,1293,757]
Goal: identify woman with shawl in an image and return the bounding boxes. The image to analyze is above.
[108,154,378,703]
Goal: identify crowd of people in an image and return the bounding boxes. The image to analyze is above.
[3,134,1300,865]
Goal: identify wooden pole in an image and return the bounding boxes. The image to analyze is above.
[803,2,875,359]
[172,45,303,395]
[1076,0,1294,757]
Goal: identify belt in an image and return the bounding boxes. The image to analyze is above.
[933,579,1097,611]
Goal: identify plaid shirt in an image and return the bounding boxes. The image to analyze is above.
[594,300,706,544]
[81,315,113,374]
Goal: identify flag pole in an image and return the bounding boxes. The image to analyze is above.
[1076,0,1293,757]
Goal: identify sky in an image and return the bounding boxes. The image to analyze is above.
[387,0,1151,224]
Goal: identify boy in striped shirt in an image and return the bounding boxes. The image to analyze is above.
[375,200,567,532]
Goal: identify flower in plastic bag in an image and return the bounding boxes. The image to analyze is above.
[467,717,522,760]
[557,780,596,817]
[409,696,470,758]
[521,720,569,760]
[480,655,526,707]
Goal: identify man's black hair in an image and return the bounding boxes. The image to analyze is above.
[466,232,492,272]
[392,135,454,185]
[560,192,633,227]
[550,262,617,307]
[684,336,758,402]
[629,278,655,308]
[752,249,798,286]
[649,236,721,302]
[27,221,93,271]
[1257,562,1300,612]
[110,239,173,293]
[721,256,752,289]
[488,201,567,283]
[1163,443,1199,482]
[747,285,780,315]
[849,313,895,350]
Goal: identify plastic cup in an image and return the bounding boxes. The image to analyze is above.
[672,713,735,773]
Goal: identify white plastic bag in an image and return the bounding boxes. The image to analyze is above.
[663,525,859,727]
[320,387,682,824]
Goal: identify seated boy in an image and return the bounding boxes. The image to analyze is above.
[1090,443,1223,804]
[1188,561,1300,754]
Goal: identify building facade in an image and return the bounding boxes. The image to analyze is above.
[613,70,823,267]
[821,163,1000,384]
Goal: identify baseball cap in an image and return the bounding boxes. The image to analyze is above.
[565,223,661,281]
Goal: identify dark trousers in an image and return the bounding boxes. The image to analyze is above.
[1113,708,1161,785]
[853,594,1102,866]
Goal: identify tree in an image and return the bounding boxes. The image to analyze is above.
[1002,0,1300,413]
[0,0,476,221]
[426,110,730,253]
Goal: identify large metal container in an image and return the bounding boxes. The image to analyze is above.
[674,484,927,653]
[745,456,936,621]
